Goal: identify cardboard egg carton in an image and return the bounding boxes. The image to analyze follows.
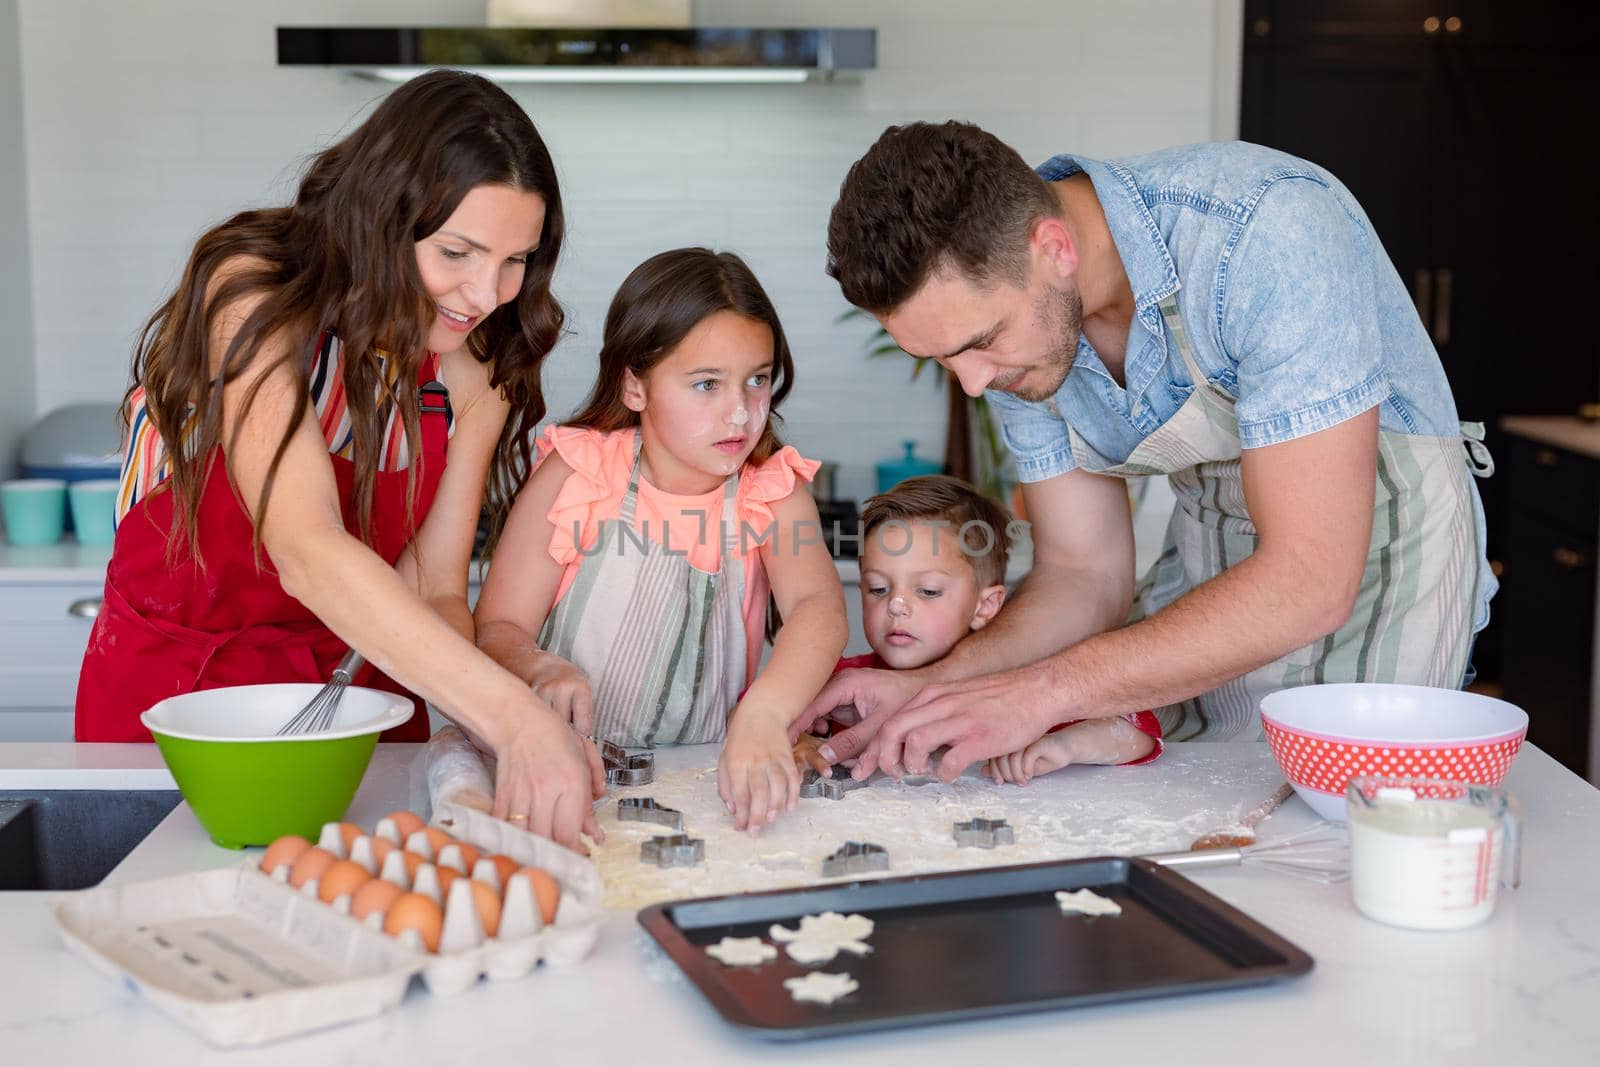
[50,803,605,1045]
[51,864,424,1047]
[268,800,604,996]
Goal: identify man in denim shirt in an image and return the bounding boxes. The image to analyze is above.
[800,122,1494,777]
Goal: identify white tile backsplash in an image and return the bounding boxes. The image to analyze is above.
[12,0,1236,496]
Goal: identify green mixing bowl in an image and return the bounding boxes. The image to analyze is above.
[140,683,413,849]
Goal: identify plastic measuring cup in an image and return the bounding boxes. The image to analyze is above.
[1346,776,1520,931]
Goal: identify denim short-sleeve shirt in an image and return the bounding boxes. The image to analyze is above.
[987,142,1465,482]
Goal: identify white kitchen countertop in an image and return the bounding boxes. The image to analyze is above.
[0,535,112,584]
[1500,415,1600,461]
[2,741,1597,1063]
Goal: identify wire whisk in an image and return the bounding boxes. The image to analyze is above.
[276,649,365,736]
[1145,823,1351,884]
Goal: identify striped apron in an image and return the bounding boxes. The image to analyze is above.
[538,434,747,747]
[1077,296,1490,741]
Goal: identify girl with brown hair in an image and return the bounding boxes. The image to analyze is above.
[77,70,604,849]
[475,248,847,834]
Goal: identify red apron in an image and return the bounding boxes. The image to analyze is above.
[75,355,452,742]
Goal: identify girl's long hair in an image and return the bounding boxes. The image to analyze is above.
[128,69,565,563]
[565,248,795,463]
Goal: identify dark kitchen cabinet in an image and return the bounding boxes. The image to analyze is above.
[1497,425,1597,781]
[1241,1,1600,684]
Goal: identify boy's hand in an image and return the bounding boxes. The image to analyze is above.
[718,705,802,834]
[792,732,832,776]
[987,731,1076,786]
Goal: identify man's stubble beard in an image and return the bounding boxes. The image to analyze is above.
[1013,281,1082,402]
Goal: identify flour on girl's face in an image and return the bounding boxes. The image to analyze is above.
[633,310,776,490]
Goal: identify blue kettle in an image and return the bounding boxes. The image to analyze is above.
[875,441,943,494]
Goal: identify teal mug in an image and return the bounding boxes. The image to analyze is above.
[1,479,68,545]
[68,479,120,546]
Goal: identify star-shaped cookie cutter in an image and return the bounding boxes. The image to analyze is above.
[820,840,889,877]
[953,817,1015,848]
[600,741,655,787]
[800,765,866,800]
[617,796,684,831]
[640,834,704,868]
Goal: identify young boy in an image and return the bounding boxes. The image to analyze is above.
[796,475,1160,782]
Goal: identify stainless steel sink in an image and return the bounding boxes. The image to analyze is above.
[0,789,182,891]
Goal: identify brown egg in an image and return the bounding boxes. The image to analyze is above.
[421,827,455,854]
[436,840,482,873]
[334,822,364,851]
[515,867,562,925]
[384,810,426,838]
[384,892,444,952]
[434,866,462,898]
[351,878,404,920]
[260,834,312,876]
[357,835,397,866]
[397,850,426,882]
[469,879,502,938]
[317,859,372,904]
[289,847,337,889]
[486,853,519,885]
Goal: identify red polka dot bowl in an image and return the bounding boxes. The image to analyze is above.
[1260,683,1527,822]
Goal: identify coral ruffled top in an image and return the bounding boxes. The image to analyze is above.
[535,426,820,685]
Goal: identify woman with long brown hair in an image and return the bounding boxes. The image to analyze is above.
[76,70,603,849]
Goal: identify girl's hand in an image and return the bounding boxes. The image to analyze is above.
[525,652,595,735]
[489,702,607,853]
[718,706,802,834]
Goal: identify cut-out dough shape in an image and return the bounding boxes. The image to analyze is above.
[769,911,875,964]
[704,936,777,966]
[1055,888,1122,917]
[784,971,860,1005]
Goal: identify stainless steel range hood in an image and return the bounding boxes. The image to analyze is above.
[277,26,876,84]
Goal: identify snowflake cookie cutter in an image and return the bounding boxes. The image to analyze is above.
[800,765,866,801]
[600,741,655,787]
[617,796,684,831]
[953,817,1015,849]
[640,834,704,868]
[820,841,889,878]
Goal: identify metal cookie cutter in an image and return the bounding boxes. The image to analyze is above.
[601,741,655,787]
[618,797,684,831]
[640,834,704,868]
[821,841,889,878]
[953,817,1015,849]
[799,765,866,801]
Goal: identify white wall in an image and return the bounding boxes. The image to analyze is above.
[15,0,1236,503]
[0,0,37,478]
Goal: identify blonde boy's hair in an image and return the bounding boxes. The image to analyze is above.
[861,475,1012,586]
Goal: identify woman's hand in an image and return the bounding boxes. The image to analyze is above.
[488,700,606,853]
[718,705,802,834]
[524,651,595,735]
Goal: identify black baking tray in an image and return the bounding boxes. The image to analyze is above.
[637,856,1313,1040]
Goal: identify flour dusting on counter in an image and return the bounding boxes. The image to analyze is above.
[592,761,1251,910]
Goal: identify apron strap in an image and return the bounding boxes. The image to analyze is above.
[1460,421,1496,478]
[620,430,644,526]
[418,353,451,459]
[1157,295,1235,406]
